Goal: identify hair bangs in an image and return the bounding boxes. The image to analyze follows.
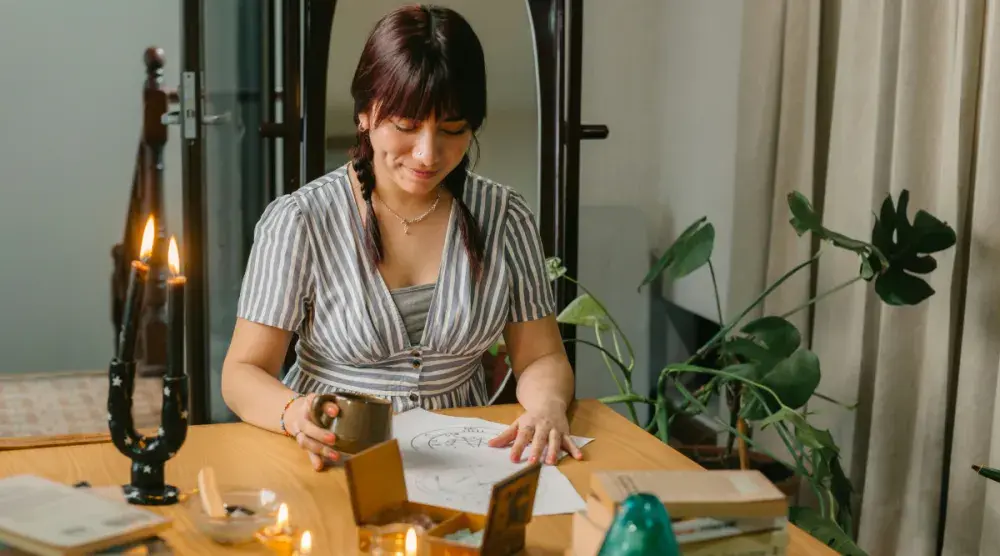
[373,55,479,127]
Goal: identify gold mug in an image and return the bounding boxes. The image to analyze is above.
[310,392,393,455]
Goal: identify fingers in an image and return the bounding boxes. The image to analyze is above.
[545,429,561,465]
[563,434,584,460]
[323,401,339,418]
[295,430,340,466]
[527,426,548,464]
[307,450,324,471]
[510,426,534,463]
[488,424,518,448]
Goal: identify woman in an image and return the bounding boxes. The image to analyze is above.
[221,4,580,471]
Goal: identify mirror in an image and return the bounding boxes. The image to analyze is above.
[323,0,541,212]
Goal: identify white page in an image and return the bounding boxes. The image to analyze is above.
[0,475,168,549]
[391,409,593,516]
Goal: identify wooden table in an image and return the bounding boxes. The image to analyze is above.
[0,399,835,555]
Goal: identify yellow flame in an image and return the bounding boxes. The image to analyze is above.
[405,527,417,555]
[276,503,289,530]
[168,236,180,275]
[139,216,155,260]
[299,530,312,554]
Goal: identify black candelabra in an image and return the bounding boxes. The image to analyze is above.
[109,229,188,506]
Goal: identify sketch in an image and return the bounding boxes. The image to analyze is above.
[408,464,551,515]
[409,425,506,453]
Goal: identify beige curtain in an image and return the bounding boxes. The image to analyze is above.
[740,0,1000,554]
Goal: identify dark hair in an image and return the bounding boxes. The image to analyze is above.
[349,4,486,279]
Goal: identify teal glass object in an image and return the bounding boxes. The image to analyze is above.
[596,493,681,556]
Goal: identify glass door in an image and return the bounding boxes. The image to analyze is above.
[175,0,279,424]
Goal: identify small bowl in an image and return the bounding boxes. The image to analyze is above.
[183,487,284,545]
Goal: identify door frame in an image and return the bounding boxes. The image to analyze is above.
[301,0,593,361]
[179,0,597,422]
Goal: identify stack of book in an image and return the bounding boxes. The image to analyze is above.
[568,470,789,556]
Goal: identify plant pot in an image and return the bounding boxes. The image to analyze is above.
[676,444,800,502]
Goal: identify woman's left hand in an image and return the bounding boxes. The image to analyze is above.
[488,401,584,464]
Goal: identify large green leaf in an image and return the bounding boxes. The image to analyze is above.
[639,218,715,289]
[790,507,868,556]
[741,349,821,420]
[866,190,957,306]
[557,294,609,330]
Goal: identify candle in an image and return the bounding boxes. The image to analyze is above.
[117,216,155,361]
[296,530,312,555]
[257,502,297,554]
[166,236,186,379]
[405,527,417,556]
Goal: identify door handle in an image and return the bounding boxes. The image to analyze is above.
[580,124,609,140]
[160,110,229,126]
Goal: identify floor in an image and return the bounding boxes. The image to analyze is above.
[0,371,162,438]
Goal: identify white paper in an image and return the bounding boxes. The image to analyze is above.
[0,475,168,549]
[391,408,593,516]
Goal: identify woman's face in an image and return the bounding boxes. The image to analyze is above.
[359,110,472,196]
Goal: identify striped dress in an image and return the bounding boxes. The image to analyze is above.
[236,164,555,412]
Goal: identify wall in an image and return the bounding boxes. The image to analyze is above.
[573,0,764,418]
[0,1,183,374]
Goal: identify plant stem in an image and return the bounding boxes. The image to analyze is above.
[564,276,636,370]
[687,252,822,364]
[673,380,796,471]
[708,260,725,325]
[778,275,864,320]
[595,323,639,424]
[812,391,858,409]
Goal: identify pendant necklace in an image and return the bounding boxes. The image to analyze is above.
[374,187,442,235]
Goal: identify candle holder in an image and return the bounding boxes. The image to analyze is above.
[107,356,188,505]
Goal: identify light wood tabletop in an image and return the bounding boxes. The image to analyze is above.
[0,399,836,555]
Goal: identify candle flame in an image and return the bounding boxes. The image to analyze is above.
[299,530,312,554]
[276,503,288,530]
[405,527,417,555]
[168,236,180,275]
[139,216,155,260]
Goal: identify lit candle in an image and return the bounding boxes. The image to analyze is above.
[166,236,185,379]
[275,503,290,534]
[405,527,417,556]
[117,216,155,361]
[296,530,312,555]
[256,502,296,554]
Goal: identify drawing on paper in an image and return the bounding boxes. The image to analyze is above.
[409,425,506,453]
[409,464,550,511]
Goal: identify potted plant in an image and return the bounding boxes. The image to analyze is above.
[550,189,957,556]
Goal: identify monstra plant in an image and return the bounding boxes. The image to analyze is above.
[549,190,957,556]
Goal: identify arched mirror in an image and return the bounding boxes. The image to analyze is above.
[321,0,542,213]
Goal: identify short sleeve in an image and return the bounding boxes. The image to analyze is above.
[236,195,314,331]
[504,191,557,322]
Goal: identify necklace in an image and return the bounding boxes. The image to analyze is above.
[373,187,442,235]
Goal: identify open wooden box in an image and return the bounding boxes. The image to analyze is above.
[344,439,542,555]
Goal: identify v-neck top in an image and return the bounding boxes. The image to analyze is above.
[389,283,435,345]
[235,164,555,412]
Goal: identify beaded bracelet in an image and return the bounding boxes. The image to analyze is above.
[280,393,305,437]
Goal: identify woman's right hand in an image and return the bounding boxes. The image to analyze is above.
[285,393,341,471]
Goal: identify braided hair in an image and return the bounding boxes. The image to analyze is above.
[348,4,486,279]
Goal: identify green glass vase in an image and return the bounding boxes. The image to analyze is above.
[597,493,681,556]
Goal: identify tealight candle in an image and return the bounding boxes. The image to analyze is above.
[295,530,312,555]
[373,524,423,555]
[256,503,297,555]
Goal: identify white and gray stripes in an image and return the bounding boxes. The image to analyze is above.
[236,164,555,411]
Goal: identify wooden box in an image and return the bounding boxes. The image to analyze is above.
[344,439,541,555]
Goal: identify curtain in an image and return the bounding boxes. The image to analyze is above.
[741,0,1000,554]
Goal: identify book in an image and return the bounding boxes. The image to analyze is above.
[589,470,788,519]
[0,475,171,556]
